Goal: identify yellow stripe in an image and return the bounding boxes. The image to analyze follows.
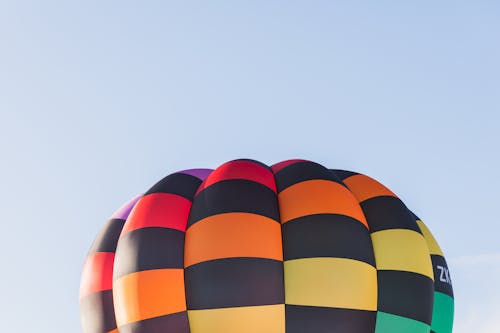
[187,304,285,333]
[416,220,444,256]
[284,257,377,311]
[371,229,434,279]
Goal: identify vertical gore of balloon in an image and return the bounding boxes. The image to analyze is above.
[79,195,142,333]
[112,169,211,333]
[80,160,454,333]
[274,161,377,333]
[185,160,284,333]
[338,171,436,333]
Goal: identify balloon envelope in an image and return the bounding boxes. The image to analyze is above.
[80,159,454,333]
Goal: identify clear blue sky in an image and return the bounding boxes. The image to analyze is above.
[1,1,499,332]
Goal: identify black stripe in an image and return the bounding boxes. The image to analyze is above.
[185,258,284,310]
[274,161,343,192]
[431,255,454,297]
[282,214,375,266]
[330,169,359,181]
[113,227,185,279]
[409,210,421,222]
[89,218,125,253]
[285,305,376,333]
[145,172,202,199]
[80,290,116,333]
[118,312,190,333]
[360,196,421,233]
[188,180,280,227]
[377,270,434,325]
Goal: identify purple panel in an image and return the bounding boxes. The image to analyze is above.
[180,168,213,180]
[110,195,142,220]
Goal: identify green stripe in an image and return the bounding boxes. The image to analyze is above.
[431,292,454,333]
[375,311,430,333]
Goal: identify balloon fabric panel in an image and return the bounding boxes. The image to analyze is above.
[80,160,454,333]
[185,161,285,332]
[274,161,377,332]
[113,171,208,332]
[79,196,141,333]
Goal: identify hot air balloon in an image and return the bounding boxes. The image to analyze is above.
[80,159,454,333]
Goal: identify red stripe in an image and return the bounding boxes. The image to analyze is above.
[121,193,191,234]
[196,160,276,194]
[79,252,115,299]
[271,159,309,173]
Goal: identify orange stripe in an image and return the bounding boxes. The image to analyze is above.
[79,252,114,299]
[113,269,186,326]
[343,174,397,202]
[107,330,119,333]
[184,213,283,267]
[278,179,368,227]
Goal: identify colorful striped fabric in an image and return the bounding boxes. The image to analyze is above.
[80,159,454,333]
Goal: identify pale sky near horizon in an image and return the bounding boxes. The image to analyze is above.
[1,1,499,332]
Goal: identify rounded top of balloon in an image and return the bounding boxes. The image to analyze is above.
[80,159,454,333]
